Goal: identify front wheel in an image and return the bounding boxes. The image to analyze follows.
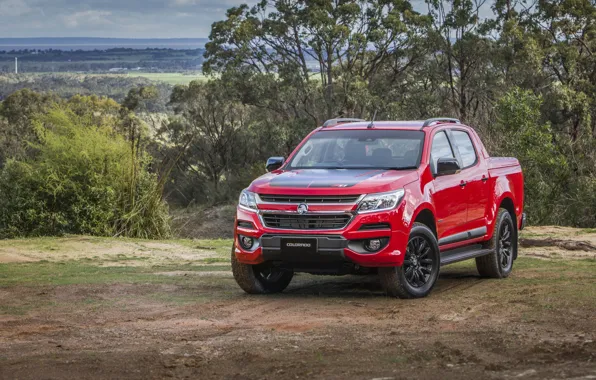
[231,247,294,294]
[379,223,440,299]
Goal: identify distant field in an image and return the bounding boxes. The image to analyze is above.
[1,72,209,86]
[126,72,208,85]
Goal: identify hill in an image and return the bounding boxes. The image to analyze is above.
[0,37,208,51]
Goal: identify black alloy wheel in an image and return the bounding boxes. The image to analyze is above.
[499,221,513,270]
[476,208,516,278]
[403,236,434,288]
[379,223,440,299]
[254,263,286,284]
[231,247,294,294]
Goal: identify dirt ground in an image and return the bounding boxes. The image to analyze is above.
[1,227,595,379]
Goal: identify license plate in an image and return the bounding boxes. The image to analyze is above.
[281,238,318,255]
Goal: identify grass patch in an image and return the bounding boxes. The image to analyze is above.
[0,304,34,316]
[199,257,231,264]
[126,72,208,85]
[578,228,596,234]
[0,261,230,287]
[520,232,551,238]
[193,239,232,257]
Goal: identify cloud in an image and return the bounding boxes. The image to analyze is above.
[171,0,198,5]
[0,0,33,17]
[62,10,113,28]
[170,0,255,8]
[0,0,259,38]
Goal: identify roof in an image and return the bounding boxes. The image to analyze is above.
[324,121,423,129]
[319,119,466,130]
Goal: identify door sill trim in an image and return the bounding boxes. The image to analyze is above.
[438,226,487,246]
[440,244,494,266]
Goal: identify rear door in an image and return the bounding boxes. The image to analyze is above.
[430,130,468,241]
[448,129,490,231]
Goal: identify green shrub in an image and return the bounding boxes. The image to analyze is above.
[493,88,596,226]
[0,106,170,239]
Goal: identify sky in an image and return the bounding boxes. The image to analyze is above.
[0,0,259,38]
[0,0,494,39]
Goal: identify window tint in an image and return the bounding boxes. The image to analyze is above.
[451,131,477,168]
[288,129,424,169]
[430,131,454,173]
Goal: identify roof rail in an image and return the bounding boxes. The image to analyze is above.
[422,117,461,128]
[322,118,365,128]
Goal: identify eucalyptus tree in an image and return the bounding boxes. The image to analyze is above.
[204,0,428,121]
[530,0,596,141]
[424,0,500,124]
[165,80,251,200]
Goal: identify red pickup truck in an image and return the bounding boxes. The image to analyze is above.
[232,118,525,298]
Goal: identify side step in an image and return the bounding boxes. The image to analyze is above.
[440,244,494,267]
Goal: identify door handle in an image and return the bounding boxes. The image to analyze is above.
[459,181,467,188]
[481,176,489,183]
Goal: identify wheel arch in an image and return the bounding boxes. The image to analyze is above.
[499,197,517,229]
[496,196,519,260]
[411,207,438,239]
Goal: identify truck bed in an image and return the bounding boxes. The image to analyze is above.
[487,157,521,170]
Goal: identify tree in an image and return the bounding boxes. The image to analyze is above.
[0,89,60,167]
[424,0,500,124]
[493,88,568,224]
[164,80,251,203]
[204,0,427,121]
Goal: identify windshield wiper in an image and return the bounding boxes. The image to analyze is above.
[384,166,418,171]
[310,166,365,169]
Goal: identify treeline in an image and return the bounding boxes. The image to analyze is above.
[0,74,171,112]
[0,48,205,73]
[0,0,595,239]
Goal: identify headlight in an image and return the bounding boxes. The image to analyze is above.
[239,189,258,211]
[357,189,405,214]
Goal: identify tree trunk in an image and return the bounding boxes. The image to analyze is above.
[326,48,334,119]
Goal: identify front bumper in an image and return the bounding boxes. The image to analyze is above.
[233,202,409,268]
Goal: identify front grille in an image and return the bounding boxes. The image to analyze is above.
[259,194,360,204]
[261,213,352,230]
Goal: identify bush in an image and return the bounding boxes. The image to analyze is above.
[493,88,596,227]
[0,105,170,239]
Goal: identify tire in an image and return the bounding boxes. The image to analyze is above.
[379,223,441,299]
[231,247,294,294]
[475,208,516,278]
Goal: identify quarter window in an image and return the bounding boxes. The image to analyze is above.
[430,131,455,174]
[451,131,477,168]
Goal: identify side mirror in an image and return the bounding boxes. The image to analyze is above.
[266,157,285,172]
[436,157,461,176]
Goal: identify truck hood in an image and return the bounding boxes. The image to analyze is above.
[248,168,418,195]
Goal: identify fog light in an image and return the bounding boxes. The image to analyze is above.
[364,239,382,252]
[239,235,254,250]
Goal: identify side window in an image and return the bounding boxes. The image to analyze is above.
[430,131,455,174]
[451,131,477,168]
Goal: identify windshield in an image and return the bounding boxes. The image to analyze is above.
[288,129,424,170]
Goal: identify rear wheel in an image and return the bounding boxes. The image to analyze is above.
[231,247,294,294]
[379,223,440,298]
[475,208,515,278]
